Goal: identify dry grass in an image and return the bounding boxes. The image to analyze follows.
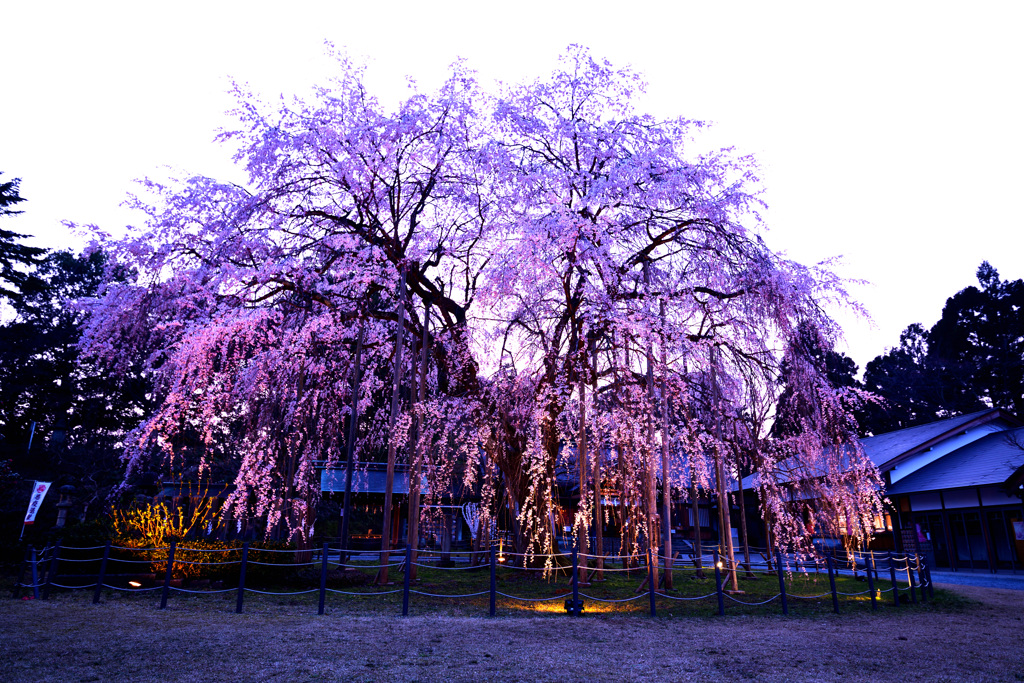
[1,582,1022,682]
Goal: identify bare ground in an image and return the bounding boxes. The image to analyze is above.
[1,583,1021,682]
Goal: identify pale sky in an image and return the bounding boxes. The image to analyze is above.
[3,1,1022,372]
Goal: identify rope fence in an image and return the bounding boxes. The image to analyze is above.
[10,540,935,618]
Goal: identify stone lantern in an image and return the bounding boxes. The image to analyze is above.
[55,485,75,529]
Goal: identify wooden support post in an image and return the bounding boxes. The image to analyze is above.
[866,550,877,611]
[647,547,656,617]
[888,550,899,607]
[318,542,329,615]
[42,540,61,600]
[402,544,412,617]
[489,544,497,617]
[160,540,176,610]
[340,322,366,563]
[713,549,724,616]
[93,541,111,604]
[776,550,788,616]
[827,553,839,614]
[235,542,249,614]
[379,266,406,586]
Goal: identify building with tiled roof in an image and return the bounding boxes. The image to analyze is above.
[862,409,1024,572]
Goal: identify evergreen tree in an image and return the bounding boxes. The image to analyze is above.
[0,173,45,301]
[0,250,150,513]
[862,262,1022,433]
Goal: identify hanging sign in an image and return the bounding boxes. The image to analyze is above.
[23,481,52,525]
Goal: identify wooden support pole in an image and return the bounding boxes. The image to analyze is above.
[379,266,407,585]
[340,321,366,562]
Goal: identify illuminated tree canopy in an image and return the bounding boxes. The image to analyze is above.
[80,47,884,558]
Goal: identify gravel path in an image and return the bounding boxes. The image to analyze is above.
[930,571,1024,591]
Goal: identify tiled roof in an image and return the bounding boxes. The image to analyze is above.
[321,464,430,495]
[886,426,1024,495]
[860,410,1003,469]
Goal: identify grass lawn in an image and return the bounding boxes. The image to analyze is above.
[1,578,1019,682]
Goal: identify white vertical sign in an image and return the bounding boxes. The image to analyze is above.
[23,481,52,525]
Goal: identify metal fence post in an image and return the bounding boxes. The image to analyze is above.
[713,549,724,616]
[159,540,176,610]
[866,549,877,611]
[907,553,918,604]
[489,544,496,617]
[916,554,927,604]
[43,540,61,600]
[30,545,40,600]
[826,553,839,614]
[647,547,656,617]
[776,550,788,616]
[926,560,934,599]
[318,542,329,615]
[572,541,580,616]
[888,551,899,606]
[402,544,412,617]
[13,546,30,598]
[93,541,111,604]
[235,542,249,614]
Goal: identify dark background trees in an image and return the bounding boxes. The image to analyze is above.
[770,262,1024,437]
[860,262,1023,434]
[0,249,151,520]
